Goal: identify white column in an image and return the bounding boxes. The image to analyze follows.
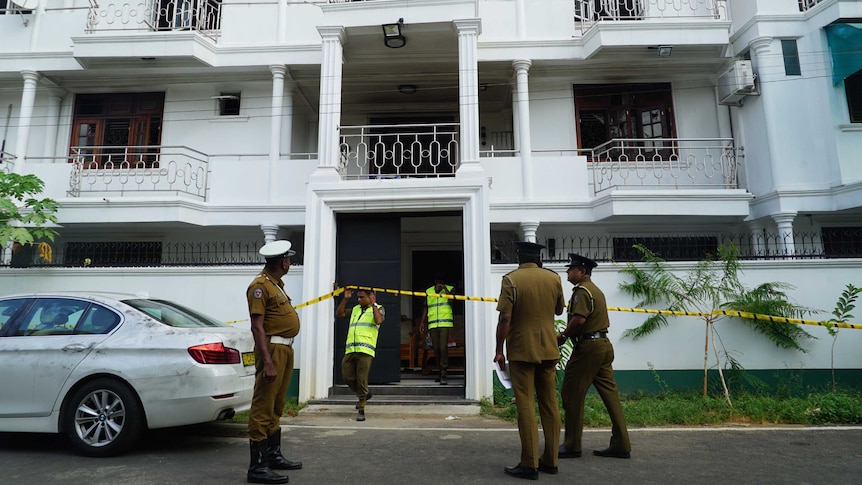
[13,71,40,173]
[511,85,520,152]
[454,19,482,175]
[314,26,345,180]
[512,59,533,200]
[519,221,539,243]
[771,212,797,257]
[277,0,288,43]
[514,0,526,39]
[268,65,286,202]
[260,224,279,244]
[283,78,295,156]
[745,218,766,259]
[43,88,64,162]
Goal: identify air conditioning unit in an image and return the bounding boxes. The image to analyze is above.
[718,60,758,106]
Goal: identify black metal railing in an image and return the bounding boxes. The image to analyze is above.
[492,229,862,264]
[3,241,304,268]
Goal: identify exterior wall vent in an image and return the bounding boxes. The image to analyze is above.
[718,60,758,106]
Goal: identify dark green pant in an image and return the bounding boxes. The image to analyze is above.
[342,352,374,410]
[248,343,293,442]
[429,327,450,376]
[561,338,630,453]
[510,359,560,469]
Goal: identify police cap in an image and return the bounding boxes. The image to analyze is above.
[515,241,545,258]
[259,240,296,259]
[566,253,597,270]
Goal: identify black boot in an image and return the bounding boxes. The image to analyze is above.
[267,428,302,470]
[247,440,289,484]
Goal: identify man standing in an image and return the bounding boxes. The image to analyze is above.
[494,241,566,480]
[245,240,303,484]
[337,287,385,422]
[557,253,631,460]
[420,272,454,385]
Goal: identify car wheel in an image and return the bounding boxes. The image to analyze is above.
[63,378,144,457]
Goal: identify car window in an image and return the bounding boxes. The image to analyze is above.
[77,305,121,334]
[122,298,229,328]
[0,299,30,334]
[14,298,92,336]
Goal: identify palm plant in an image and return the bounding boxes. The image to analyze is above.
[619,243,815,404]
[825,284,861,393]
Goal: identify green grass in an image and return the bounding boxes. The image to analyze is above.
[227,398,306,424]
[480,388,862,426]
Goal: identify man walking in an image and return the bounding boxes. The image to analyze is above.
[494,241,566,480]
[557,253,631,460]
[421,272,454,385]
[337,287,385,422]
[245,240,303,484]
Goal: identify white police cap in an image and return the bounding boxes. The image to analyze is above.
[259,240,296,259]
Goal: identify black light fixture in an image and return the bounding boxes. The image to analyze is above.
[657,45,673,57]
[382,18,406,48]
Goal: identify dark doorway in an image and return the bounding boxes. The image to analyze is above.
[334,213,401,384]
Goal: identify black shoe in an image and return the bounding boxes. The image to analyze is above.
[504,465,538,480]
[356,410,366,422]
[593,448,631,459]
[247,440,289,484]
[537,461,558,474]
[440,377,448,385]
[266,429,302,471]
[558,445,582,458]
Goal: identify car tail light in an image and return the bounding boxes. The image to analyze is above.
[188,342,241,364]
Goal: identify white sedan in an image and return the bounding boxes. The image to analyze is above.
[0,292,256,457]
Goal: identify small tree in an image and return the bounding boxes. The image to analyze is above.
[619,243,814,404]
[0,172,59,262]
[825,284,861,393]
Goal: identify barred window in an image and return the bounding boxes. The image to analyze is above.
[822,227,862,258]
[65,242,163,267]
[613,236,719,261]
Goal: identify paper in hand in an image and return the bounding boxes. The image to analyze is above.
[495,360,512,389]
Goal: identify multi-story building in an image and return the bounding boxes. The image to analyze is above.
[1,0,860,402]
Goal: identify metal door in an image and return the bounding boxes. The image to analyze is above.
[334,213,401,384]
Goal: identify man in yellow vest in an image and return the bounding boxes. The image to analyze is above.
[420,272,454,385]
[336,288,384,422]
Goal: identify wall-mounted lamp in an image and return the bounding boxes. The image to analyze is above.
[657,45,673,57]
[398,84,417,95]
[382,18,406,48]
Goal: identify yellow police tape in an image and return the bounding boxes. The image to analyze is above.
[227,285,861,330]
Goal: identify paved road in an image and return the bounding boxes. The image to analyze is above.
[2,411,861,484]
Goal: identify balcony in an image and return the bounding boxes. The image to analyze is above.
[798,0,826,12]
[85,0,222,41]
[338,123,460,179]
[575,0,729,33]
[67,145,210,201]
[589,138,740,193]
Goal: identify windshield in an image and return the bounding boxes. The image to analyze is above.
[122,299,229,328]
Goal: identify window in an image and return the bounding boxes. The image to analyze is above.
[217,92,241,116]
[846,71,862,123]
[13,298,91,336]
[0,298,29,334]
[822,227,862,257]
[574,83,676,159]
[613,236,719,261]
[781,39,802,76]
[70,92,165,169]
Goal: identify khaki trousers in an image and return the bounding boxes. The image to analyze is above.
[342,352,374,410]
[429,327,450,376]
[247,343,293,442]
[509,359,561,469]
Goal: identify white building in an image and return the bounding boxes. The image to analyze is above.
[1,0,861,402]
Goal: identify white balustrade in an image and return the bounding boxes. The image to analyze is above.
[574,0,728,33]
[338,123,460,179]
[589,138,740,193]
[86,0,222,41]
[797,0,825,12]
[67,145,209,200]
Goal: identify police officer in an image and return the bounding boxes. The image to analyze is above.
[494,241,566,480]
[336,287,384,422]
[245,240,302,484]
[420,272,454,385]
[557,253,631,460]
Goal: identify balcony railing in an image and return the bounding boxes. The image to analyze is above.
[68,145,210,200]
[338,123,460,179]
[0,151,15,172]
[86,0,222,41]
[798,0,825,12]
[574,0,728,33]
[589,138,739,193]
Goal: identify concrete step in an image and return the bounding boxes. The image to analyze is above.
[328,383,464,397]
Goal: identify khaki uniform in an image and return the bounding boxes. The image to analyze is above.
[247,269,300,442]
[496,262,565,469]
[560,275,630,453]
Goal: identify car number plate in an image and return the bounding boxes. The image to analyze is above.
[242,352,255,366]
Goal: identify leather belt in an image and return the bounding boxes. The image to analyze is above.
[574,331,607,343]
[270,336,294,346]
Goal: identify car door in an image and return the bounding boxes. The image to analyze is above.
[0,298,116,418]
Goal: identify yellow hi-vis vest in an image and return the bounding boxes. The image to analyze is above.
[345,304,382,357]
[426,285,454,329]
